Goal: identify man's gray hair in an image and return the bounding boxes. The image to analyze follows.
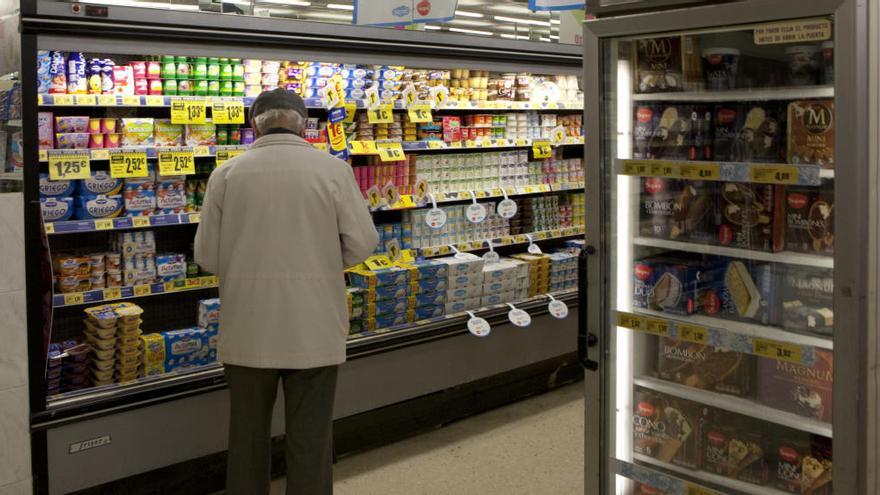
[253,108,306,136]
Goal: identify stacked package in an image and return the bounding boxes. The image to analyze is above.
[439,253,485,314]
[548,252,578,292]
[511,253,551,297]
[46,340,91,395]
[278,61,305,96]
[404,203,510,249]
[113,230,157,286]
[481,258,526,307]
[196,298,220,365]
[348,265,413,332]
[409,259,449,321]
[52,251,121,294]
[347,288,366,334]
[83,302,145,385]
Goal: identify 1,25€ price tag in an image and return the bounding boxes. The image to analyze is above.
[109,150,149,178]
[211,100,245,124]
[377,142,405,162]
[48,150,91,180]
[367,105,394,124]
[170,98,207,124]
[158,149,195,176]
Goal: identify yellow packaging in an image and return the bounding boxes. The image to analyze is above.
[153,119,184,147]
[140,333,166,376]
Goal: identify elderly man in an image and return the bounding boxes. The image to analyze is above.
[195,88,378,495]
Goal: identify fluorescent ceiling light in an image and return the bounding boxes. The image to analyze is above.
[80,0,199,10]
[424,24,442,30]
[494,15,551,27]
[258,0,310,5]
[550,19,560,25]
[326,2,353,9]
[448,27,493,36]
[455,9,483,18]
[489,4,533,14]
[449,18,491,27]
[500,34,531,40]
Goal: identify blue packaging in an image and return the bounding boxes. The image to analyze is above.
[48,51,67,94]
[162,328,207,372]
[155,253,186,283]
[73,194,123,220]
[632,255,709,316]
[409,259,448,280]
[39,173,76,198]
[413,290,446,307]
[366,298,410,317]
[411,277,448,293]
[201,325,219,365]
[702,257,779,326]
[349,267,410,288]
[79,171,122,196]
[374,312,410,329]
[40,197,74,222]
[37,50,52,94]
[198,298,221,328]
[371,283,411,301]
[414,305,444,320]
[66,52,87,94]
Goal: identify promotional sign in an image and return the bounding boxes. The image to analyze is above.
[354,0,457,26]
[326,106,349,159]
[528,0,583,10]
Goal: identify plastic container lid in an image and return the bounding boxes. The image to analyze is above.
[701,47,741,57]
[161,55,175,63]
[176,56,189,63]
[194,57,208,63]
[219,58,230,63]
[208,57,220,64]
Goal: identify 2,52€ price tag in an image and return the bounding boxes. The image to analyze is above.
[109,150,149,178]
[48,150,91,180]
[211,100,245,124]
[170,98,207,124]
[158,149,196,176]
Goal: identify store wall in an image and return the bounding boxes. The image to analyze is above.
[0,193,32,495]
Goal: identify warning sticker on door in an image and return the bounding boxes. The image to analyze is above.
[754,19,831,45]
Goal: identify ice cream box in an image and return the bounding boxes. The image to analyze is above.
[702,409,769,485]
[779,265,833,335]
[768,428,832,494]
[632,386,706,469]
[656,336,754,397]
[757,349,833,423]
[633,36,684,94]
[787,100,834,168]
[717,182,785,252]
[702,257,780,326]
[632,254,709,316]
[713,101,787,164]
[784,184,834,255]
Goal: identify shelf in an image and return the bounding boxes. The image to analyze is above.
[52,275,218,308]
[37,93,584,111]
[633,237,834,269]
[631,85,833,102]
[373,183,583,212]
[631,454,791,495]
[633,376,832,437]
[615,458,723,495]
[401,136,583,151]
[45,212,200,235]
[38,145,239,163]
[616,158,827,186]
[418,226,585,257]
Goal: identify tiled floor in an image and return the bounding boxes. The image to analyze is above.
[272,383,585,495]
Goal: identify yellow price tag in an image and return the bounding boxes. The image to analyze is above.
[407,104,432,123]
[63,293,84,306]
[649,161,678,177]
[377,142,406,162]
[750,165,799,185]
[94,219,114,230]
[204,275,219,286]
[44,223,55,234]
[397,249,416,263]
[132,217,151,228]
[515,138,528,147]
[164,281,178,292]
[679,162,720,181]
[481,138,494,148]
[91,149,109,160]
[367,105,394,124]
[158,149,195,176]
[621,160,650,176]
[364,255,393,271]
[449,141,462,148]
[188,212,201,224]
[427,140,446,150]
[677,323,708,345]
[646,318,671,336]
[47,150,91,180]
[185,278,202,289]
[75,95,97,106]
[350,140,378,155]
[394,195,416,209]
[193,146,210,156]
[37,94,44,105]
[39,150,48,162]
[211,100,245,124]
[145,95,165,107]
[171,98,207,124]
[687,484,719,495]
[532,141,552,159]
[97,94,117,106]
[753,338,803,364]
[102,288,121,301]
[53,94,74,106]
[122,95,141,106]
[216,148,244,166]
[133,284,151,297]
[343,101,358,123]
[617,312,646,332]
[109,151,149,178]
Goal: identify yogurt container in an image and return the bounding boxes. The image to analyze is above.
[39,174,76,198]
[79,171,123,196]
[74,194,124,220]
[40,197,75,222]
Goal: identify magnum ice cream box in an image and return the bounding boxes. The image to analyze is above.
[787,100,835,169]
[757,349,833,423]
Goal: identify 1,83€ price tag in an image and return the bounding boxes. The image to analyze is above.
[367,105,394,124]
[211,100,245,124]
[377,142,405,162]
[408,104,432,123]
[170,98,207,124]
[109,150,149,178]
[48,150,91,180]
[158,149,195,176]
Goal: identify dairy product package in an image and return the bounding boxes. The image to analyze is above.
[482,260,519,283]
[79,171,123,196]
[438,253,484,276]
[124,189,156,216]
[153,120,184,147]
[38,112,54,148]
[163,327,209,372]
[407,259,449,280]
[122,255,156,286]
[39,173,76,198]
[74,194,124,220]
[445,297,481,314]
[446,284,482,302]
[155,253,186,282]
[413,305,444,320]
[411,277,448,293]
[448,272,483,290]
[369,283,410,302]
[348,266,410,288]
[156,176,187,213]
[120,118,155,147]
[140,333,166,376]
[198,298,221,328]
[113,230,156,256]
[413,290,446,307]
[481,290,517,307]
[482,278,518,294]
[185,124,216,147]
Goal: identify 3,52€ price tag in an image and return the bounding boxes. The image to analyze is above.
[158,149,196,176]
[211,100,245,124]
[109,150,149,178]
[170,98,207,124]
[48,150,91,180]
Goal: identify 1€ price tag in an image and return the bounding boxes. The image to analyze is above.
[367,105,394,124]
[211,100,245,124]
[48,150,91,180]
[377,142,405,162]
[109,150,148,178]
[158,149,195,176]
[170,98,207,124]
[364,255,393,271]
[408,104,432,123]
[532,141,552,159]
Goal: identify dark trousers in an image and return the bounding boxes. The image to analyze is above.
[224,364,338,495]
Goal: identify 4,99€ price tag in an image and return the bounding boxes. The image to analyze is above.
[532,141,552,159]
[377,142,405,162]
[211,101,245,124]
[170,98,207,124]
[367,105,394,124]
[158,149,195,176]
[48,150,91,180]
[109,150,149,178]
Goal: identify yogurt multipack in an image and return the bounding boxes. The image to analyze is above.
[74,194,123,220]
[39,173,76,198]
[40,197,75,222]
[78,171,123,196]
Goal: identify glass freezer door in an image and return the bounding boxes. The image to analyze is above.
[585,8,843,495]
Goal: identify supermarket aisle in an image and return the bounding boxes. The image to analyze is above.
[271,383,585,495]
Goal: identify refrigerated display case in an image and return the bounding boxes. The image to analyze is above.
[14,6,588,493]
[583,0,874,494]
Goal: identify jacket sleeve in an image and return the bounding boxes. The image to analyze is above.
[194,169,225,275]
[337,168,379,268]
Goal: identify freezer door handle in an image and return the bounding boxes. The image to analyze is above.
[577,248,599,371]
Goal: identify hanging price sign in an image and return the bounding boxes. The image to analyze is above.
[550,126,566,146]
[408,103,432,123]
[170,98,207,124]
[158,148,195,176]
[382,183,399,208]
[414,179,430,205]
[466,311,491,337]
[364,255,393,271]
[343,101,358,123]
[430,85,449,107]
[368,105,394,124]
[211,100,245,124]
[377,141,405,162]
[532,140,552,159]
[216,148,245,166]
[365,86,381,111]
[350,140,378,155]
[109,150,149,178]
[366,186,382,210]
[547,294,569,319]
[48,150,91,180]
[326,120,349,157]
[507,304,532,328]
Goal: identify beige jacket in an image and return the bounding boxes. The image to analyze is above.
[194,133,378,369]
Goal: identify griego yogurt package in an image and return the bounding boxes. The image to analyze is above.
[74,194,124,220]
[40,197,75,222]
[39,173,76,198]
[78,171,123,196]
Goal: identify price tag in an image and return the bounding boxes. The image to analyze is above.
[350,140,378,155]
[497,198,517,219]
[133,284,151,297]
[216,148,244,166]
[466,312,491,337]
[48,150,91,180]
[532,141,552,159]
[211,100,245,124]
[394,195,416,209]
[508,306,532,328]
[677,323,708,344]
[53,94,74,106]
[132,217,151,228]
[481,138,494,148]
[377,142,405,162]
[687,484,720,495]
[98,94,117,106]
[548,298,569,319]
[39,150,48,162]
[204,275,220,286]
[343,101,358,123]
[466,202,487,223]
[75,95,97,106]
[750,165,799,185]
[753,338,803,364]
[63,292,84,306]
[366,186,382,210]
[187,212,201,224]
[122,95,141,106]
[617,312,646,332]
[414,179,430,205]
[408,104,432,123]
[382,183,399,207]
[649,161,678,177]
[102,288,121,301]
[550,126,566,146]
[94,219,114,230]
[449,141,462,148]
[427,140,446,150]
[679,162,720,181]
[145,95,165,107]
[164,281,178,292]
[646,318,671,336]
[514,138,529,147]
[430,85,449,107]
[365,86,381,111]
[109,151,149,178]
[621,160,650,176]
[171,98,207,124]
[367,105,394,124]
[91,149,109,160]
[158,149,195,176]
[44,223,55,234]
[364,255,393,271]
[185,278,202,289]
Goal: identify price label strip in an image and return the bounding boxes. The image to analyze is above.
[377,141,405,162]
[350,140,378,155]
[170,98,207,124]
[619,160,651,176]
[158,149,196,176]
[649,161,678,178]
[753,338,803,364]
[47,150,91,180]
[216,148,245,166]
[109,150,149,178]
[678,162,720,181]
[367,105,394,124]
[211,100,245,124]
